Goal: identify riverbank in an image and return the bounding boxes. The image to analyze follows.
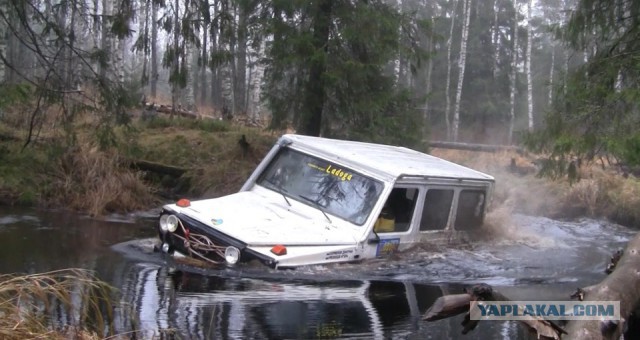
[1,117,639,227]
[0,116,276,216]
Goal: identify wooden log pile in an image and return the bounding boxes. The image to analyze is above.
[140,102,267,128]
[142,103,202,120]
[428,141,525,153]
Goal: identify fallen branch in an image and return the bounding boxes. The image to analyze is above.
[423,232,640,339]
[428,141,524,153]
[129,159,188,177]
[423,284,566,339]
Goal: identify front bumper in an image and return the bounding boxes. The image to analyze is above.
[157,209,277,267]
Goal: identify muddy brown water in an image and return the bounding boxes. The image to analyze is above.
[0,207,635,339]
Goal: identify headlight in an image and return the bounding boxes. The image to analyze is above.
[159,214,179,233]
[166,215,179,232]
[159,214,169,232]
[225,246,241,265]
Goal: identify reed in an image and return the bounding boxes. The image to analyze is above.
[0,269,114,340]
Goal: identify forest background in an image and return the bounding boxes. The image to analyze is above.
[0,0,638,218]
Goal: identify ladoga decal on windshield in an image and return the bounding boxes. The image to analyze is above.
[307,163,353,181]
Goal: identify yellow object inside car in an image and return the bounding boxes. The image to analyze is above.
[374,216,395,232]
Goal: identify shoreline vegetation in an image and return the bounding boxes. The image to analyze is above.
[2,116,639,229]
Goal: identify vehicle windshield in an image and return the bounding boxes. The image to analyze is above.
[256,147,384,225]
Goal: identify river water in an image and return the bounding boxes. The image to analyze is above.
[0,207,635,339]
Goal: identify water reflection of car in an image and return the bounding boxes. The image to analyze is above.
[156,270,452,339]
[155,134,494,268]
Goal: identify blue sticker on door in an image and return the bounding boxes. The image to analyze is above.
[376,238,400,256]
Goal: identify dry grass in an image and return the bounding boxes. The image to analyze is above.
[46,145,157,217]
[431,148,566,217]
[432,148,640,227]
[563,168,640,226]
[127,120,277,199]
[0,269,113,340]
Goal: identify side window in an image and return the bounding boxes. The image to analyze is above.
[454,190,486,230]
[420,189,454,231]
[374,188,419,233]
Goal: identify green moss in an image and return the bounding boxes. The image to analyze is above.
[17,190,37,205]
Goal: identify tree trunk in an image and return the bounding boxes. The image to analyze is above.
[422,16,435,140]
[55,0,69,86]
[210,0,220,109]
[299,0,333,137]
[563,233,640,339]
[526,0,533,131]
[248,40,266,122]
[548,43,555,106]
[140,0,150,87]
[444,0,459,141]
[562,5,569,96]
[115,30,125,84]
[171,0,180,117]
[91,0,99,73]
[150,0,158,98]
[235,3,248,114]
[100,0,111,80]
[184,45,195,110]
[221,56,234,117]
[200,19,208,107]
[67,0,78,89]
[452,0,471,142]
[492,0,500,79]
[423,232,640,340]
[508,0,519,145]
[0,1,8,82]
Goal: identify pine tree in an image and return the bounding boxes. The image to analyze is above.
[263,0,425,145]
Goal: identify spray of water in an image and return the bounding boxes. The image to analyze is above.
[481,205,563,248]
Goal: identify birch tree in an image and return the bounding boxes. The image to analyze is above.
[452,0,472,142]
[508,0,519,144]
[235,2,248,114]
[247,40,265,122]
[492,0,500,79]
[525,0,533,131]
[170,0,181,115]
[198,0,209,107]
[150,0,158,98]
[526,0,640,175]
[422,16,435,140]
[444,0,459,140]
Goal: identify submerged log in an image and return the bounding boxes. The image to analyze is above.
[423,294,472,321]
[422,232,640,339]
[129,159,188,177]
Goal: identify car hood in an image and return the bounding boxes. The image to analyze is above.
[173,191,361,246]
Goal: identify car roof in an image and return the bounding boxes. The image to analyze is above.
[282,134,495,182]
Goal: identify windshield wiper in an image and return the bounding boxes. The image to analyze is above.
[279,188,292,206]
[299,195,332,224]
[265,179,291,206]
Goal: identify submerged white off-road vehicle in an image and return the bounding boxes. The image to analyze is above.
[156,134,494,269]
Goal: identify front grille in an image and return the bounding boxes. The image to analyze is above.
[158,209,276,267]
